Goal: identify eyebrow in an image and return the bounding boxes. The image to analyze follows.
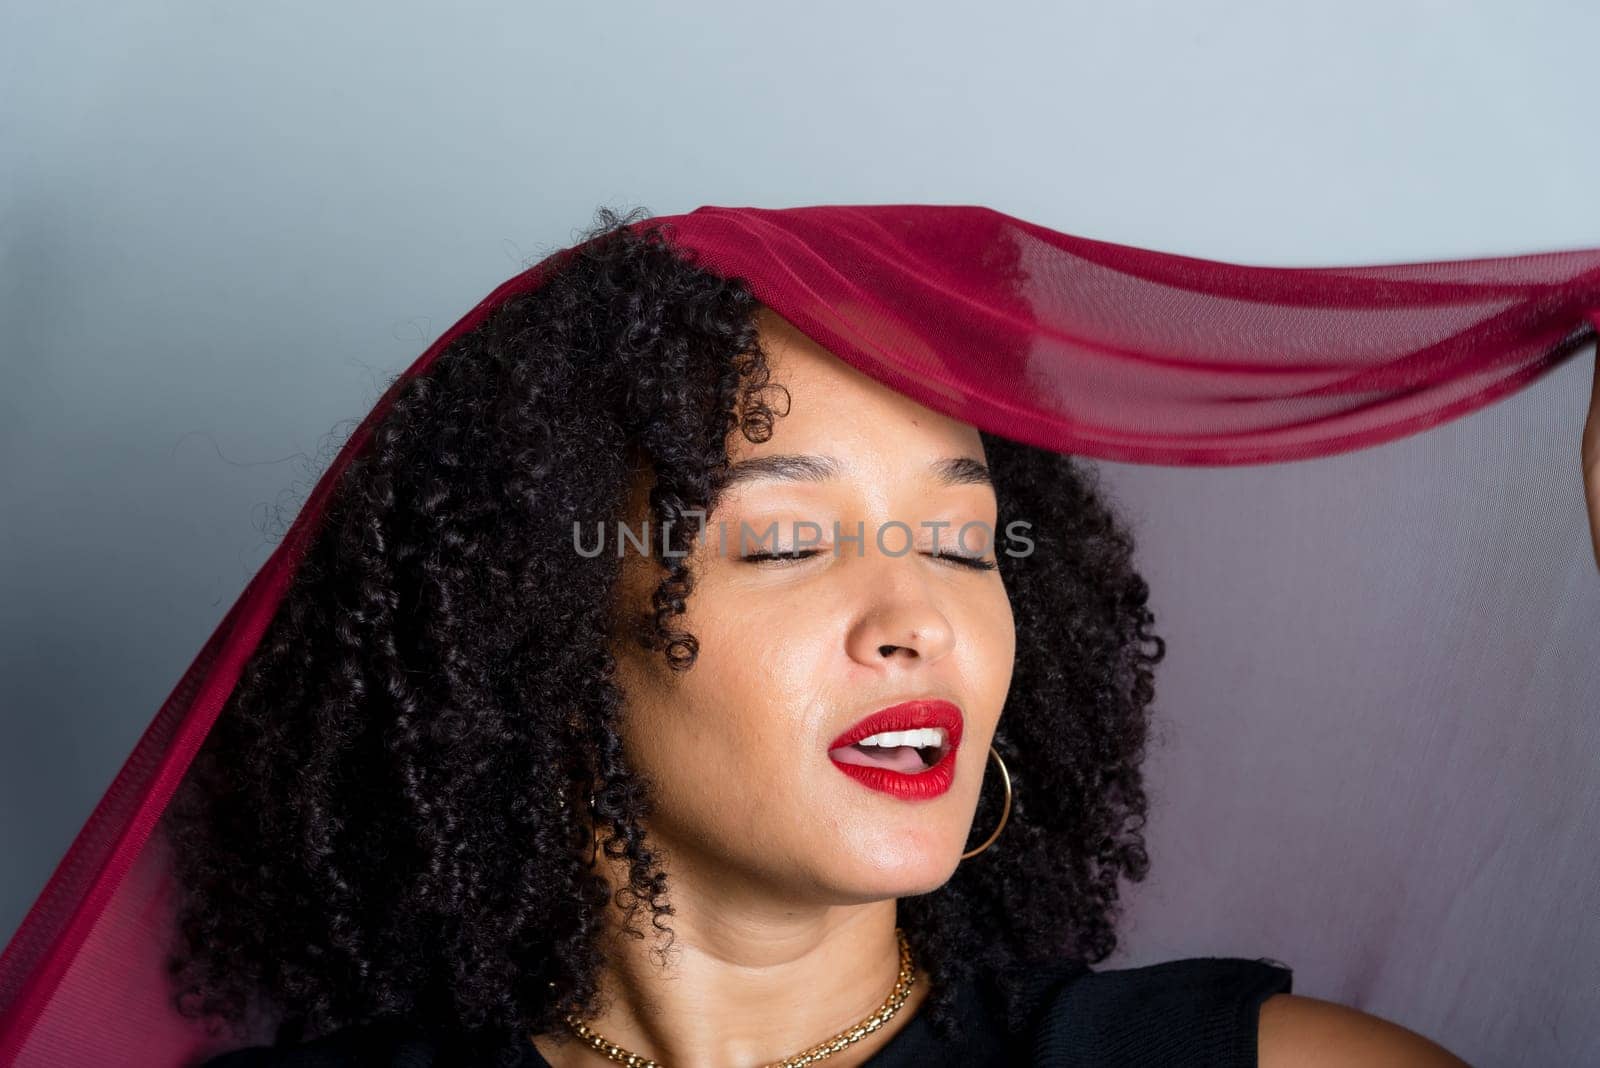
[710,453,994,496]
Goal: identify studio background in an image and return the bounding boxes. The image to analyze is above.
[2,3,1597,1065]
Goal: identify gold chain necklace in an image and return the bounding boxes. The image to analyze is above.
[560,927,917,1068]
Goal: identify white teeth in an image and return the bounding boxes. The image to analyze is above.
[856,728,945,749]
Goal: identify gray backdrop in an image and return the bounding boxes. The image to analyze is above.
[2,3,1597,1065]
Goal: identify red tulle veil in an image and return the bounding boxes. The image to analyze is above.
[3,203,1598,1066]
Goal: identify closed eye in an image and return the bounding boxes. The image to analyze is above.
[742,549,998,571]
[933,551,1000,572]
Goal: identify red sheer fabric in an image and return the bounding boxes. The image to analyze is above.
[2,203,1597,1066]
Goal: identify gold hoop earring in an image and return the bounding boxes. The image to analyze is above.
[960,744,1012,860]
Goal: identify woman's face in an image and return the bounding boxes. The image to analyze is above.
[607,308,1016,903]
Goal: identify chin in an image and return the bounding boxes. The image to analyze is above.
[825,842,962,901]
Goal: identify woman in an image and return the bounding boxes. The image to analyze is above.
[142,207,1511,1068]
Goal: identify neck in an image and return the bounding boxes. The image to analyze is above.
[533,851,932,1068]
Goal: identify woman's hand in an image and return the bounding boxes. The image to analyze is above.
[1586,346,1600,572]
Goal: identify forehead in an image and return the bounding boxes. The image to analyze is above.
[742,308,983,460]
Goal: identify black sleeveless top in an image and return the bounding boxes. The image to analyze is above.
[202,955,1293,1068]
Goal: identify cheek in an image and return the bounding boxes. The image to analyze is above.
[697,619,826,761]
[964,584,1017,698]
[616,603,827,811]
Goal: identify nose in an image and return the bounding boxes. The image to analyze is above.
[844,567,957,667]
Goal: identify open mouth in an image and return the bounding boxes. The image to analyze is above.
[827,727,949,774]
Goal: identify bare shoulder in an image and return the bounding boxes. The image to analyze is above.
[1256,992,1473,1067]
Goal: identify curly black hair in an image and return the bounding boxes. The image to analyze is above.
[161,205,1165,1065]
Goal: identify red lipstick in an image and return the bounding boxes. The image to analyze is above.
[826,699,964,800]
